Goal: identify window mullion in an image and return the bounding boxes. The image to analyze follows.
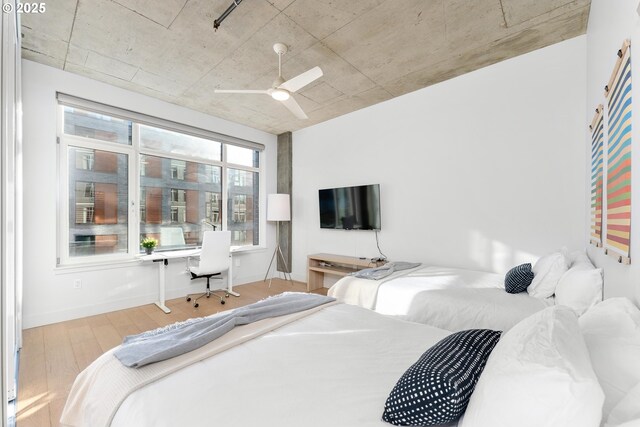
[222,144,228,234]
[62,134,135,156]
[226,164,260,173]
[129,124,140,256]
[139,148,225,168]
[58,136,70,265]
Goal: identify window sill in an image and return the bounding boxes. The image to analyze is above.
[232,245,267,254]
[54,245,266,274]
[54,258,142,275]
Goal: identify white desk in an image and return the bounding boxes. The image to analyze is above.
[139,247,240,313]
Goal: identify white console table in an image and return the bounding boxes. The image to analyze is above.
[139,247,240,313]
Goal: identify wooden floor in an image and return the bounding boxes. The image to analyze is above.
[16,279,325,427]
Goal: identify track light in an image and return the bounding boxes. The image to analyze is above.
[214,0,243,31]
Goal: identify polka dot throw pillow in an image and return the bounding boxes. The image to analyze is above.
[382,329,502,426]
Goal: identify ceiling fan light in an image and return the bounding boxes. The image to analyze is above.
[271,89,290,101]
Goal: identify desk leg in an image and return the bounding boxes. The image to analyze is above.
[227,258,240,297]
[154,259,172,313]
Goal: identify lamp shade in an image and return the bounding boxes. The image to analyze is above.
[267,193,291,221]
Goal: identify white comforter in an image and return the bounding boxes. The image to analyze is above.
[329,266,551,332]
[111,304,454,427]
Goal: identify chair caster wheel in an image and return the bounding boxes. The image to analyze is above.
[206,294,210,298]
[186,297,191,302]
[194,303,199,308]
[221,300,225,305]
[225,294,229,298]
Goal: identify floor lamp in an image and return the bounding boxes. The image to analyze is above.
[264,193,294,287]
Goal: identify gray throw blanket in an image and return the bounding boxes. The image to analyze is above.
[114,292,335,368]
[353,261,422,280]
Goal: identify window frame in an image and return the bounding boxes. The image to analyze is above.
[57,102,264,267]
[58,131,137,265]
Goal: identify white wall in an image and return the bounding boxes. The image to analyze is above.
[21,60,278,328]
[292,37,587,285]
[586,0,640,304]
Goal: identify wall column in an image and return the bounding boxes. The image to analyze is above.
[277,132,292,272]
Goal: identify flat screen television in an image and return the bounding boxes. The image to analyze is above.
[319,184,381,230]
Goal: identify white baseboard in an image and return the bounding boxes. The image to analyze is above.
[23,274,270,329]
[23,292,167,329]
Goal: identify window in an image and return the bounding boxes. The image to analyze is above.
[139,156,223,250]
[63,106,132,145]
[75,182,94,224]
[228,168,258,246]
[66,145,129,259]
[170,160,186,180]
[205,192,221,225]
[58,100,263,264]
[204,164,220,184]
[232,195,247,222]
[140,125,221,161]
[170,189,186,223]
[139,187,146,223]
[75,148,94,170]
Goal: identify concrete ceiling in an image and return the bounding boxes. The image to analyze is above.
[21,0,590,135]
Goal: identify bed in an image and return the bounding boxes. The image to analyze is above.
[328,265,552,331]
[60,294,640,427]
[63,301,453,427]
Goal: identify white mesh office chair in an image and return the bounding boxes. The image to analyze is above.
[186,231,231,308]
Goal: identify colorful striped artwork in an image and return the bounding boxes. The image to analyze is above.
[604,40,632,263]
[589,106,604,247]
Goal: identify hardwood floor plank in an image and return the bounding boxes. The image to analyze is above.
[105,310,134,327]
[105,310,144,339]
[121,307,160,332]
[71,339,104,371]
[84,313,111,329]
[66,324,95,345]
[16,400,50,427]
[92,323,123,353]
[42,323,79,396]
[16,339,48,425]
[49,397,66,427]
[21,327,44,356]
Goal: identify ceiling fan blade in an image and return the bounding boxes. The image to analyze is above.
[214,89,269,94]
[279,66,323,93]
[281,96,308,120]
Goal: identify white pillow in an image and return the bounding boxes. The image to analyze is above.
[567,249,595,268]
[606,381,640,427]
[528,251,568,299]
[580,298,640,420]
[555,265,603,315]
[461,306,604,427]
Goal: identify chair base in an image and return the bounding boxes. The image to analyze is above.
[186,274,229,308]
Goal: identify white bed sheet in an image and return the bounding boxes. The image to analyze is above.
[327,266,422,309]
[390,287,552,332]
[330,266,551,332]
[111,304,455,427]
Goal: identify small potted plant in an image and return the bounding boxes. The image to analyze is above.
[141,237,158,255]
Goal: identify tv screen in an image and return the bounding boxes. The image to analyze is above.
[319,184,381,230]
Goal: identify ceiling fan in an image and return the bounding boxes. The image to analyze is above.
[214,43,323,119]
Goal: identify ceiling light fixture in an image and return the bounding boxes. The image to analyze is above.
[271,89,290,101]
[214,42,323,120]
[213,0,243,31]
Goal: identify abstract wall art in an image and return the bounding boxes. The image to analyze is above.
[604,39,632,264]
